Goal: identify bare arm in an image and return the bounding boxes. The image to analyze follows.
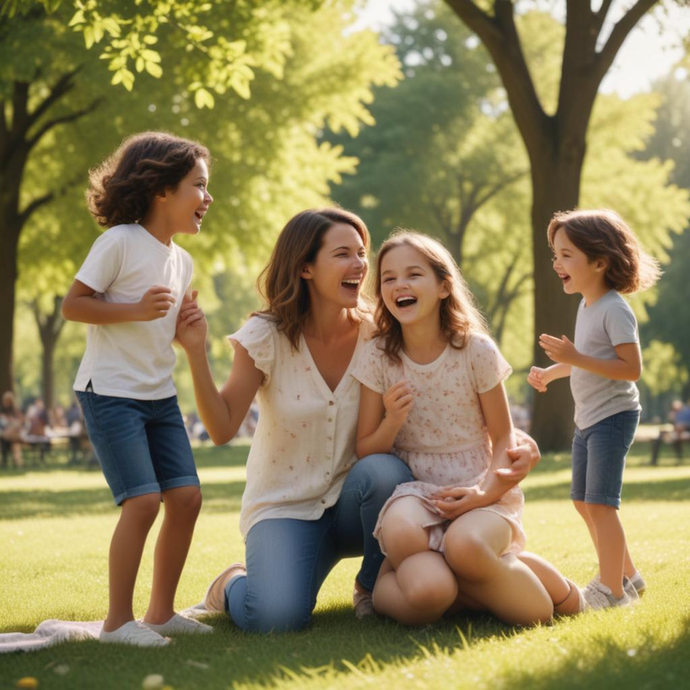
[540,334,641,381]
[433,382,519,518]
[355,382,411,458]
[176,299,263,446]
[61,279,175,325]
[527,362,571,393]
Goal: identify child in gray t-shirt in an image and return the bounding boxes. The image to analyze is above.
[527,209,660,612]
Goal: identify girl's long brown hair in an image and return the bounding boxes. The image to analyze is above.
[256,208,371,349]
[374,231,488,363]
[547,209,661,294]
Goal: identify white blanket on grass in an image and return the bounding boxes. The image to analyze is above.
[0,604,209,653]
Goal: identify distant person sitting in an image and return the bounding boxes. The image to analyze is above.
[0,391,25,468]
[650,400,690,465]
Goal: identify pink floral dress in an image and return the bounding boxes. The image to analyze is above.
[352,333,526,556]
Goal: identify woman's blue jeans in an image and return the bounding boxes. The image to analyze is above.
[225,453,412,633]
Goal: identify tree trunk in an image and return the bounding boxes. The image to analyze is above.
[528,146,584,450]
[0,172,23,395]
[33,297,64,410]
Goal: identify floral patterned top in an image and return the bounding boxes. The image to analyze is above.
[230,315,374,538]
[353,333,512,464]
[353,333,526,554]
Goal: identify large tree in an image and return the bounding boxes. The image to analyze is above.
[443,0,689,449]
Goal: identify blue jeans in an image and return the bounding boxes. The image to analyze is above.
[225,453,413,633]
[571,409,640,508]
[76,390,199,505]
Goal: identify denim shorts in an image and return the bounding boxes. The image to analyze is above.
[76,390,199,505]
[571,409,640,508]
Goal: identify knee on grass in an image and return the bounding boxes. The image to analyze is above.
[246,598,312,634]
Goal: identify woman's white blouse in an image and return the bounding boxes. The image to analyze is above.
[229,315,373,539]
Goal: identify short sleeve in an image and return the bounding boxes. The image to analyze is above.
[229,316,276,385]
[604,299,638,346]
[75,230,123,293]
[469,334,512,394]
[352,337,386,394]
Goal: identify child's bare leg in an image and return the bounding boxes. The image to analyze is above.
[517,551,582,615]
[573,500,598,552]
[373,551,458,625]
[379,496,437,569]
[444,512,553,626]
[587,503,626,597]
[144,486,202,624]
[104,493,161,632]
[623,546,637,580]
[576,500,637,581]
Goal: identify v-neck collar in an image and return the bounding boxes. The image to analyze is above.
[300,327,363,398]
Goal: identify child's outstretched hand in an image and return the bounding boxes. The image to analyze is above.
[175,290,207,351]
[137,285,176,321]
[527,366,549,392]
[539,333,578,365]
[383,380,414,429]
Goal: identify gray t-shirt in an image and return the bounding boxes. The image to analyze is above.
[571,290,640,430]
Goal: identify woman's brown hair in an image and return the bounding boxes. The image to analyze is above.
[374,230,488,363]
[547,209,661,294]
[256,208,371,349]
[87,131,210,228]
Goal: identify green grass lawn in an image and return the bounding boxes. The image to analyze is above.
[1,441,689,690]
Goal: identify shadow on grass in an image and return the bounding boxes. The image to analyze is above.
[2,609,688,690]
[523,474,690,503]
[500,614,690,690]
[0,479,247,521]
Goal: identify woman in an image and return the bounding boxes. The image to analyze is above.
[175,208,415,632]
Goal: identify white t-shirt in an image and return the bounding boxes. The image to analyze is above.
[229,315,374,539]
[73,224,193,399]
[571,290,641,429]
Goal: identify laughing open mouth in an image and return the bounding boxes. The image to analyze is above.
[341,279,361,292]
[396,296,417,308]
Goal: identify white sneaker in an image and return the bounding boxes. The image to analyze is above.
[143,613,213,635]
[204,563,246,613]
[99,620,170,647]
[353,588,375,620]
[583,581,632,610]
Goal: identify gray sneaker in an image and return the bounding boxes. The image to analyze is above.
[583,581,632,610]
[627,571,646,596]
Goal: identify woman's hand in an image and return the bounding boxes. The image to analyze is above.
[431,485,487,520]
[175,290,207,351]
[382,380,414,429]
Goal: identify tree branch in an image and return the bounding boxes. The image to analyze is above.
[593,0,615,37]
[19,173,81,225]
[27,97,104,151]
[27,67,81,130]
[444,0,551,154]
[595,0,660,81]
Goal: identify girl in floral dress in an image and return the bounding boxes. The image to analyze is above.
[354,231,584,626]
